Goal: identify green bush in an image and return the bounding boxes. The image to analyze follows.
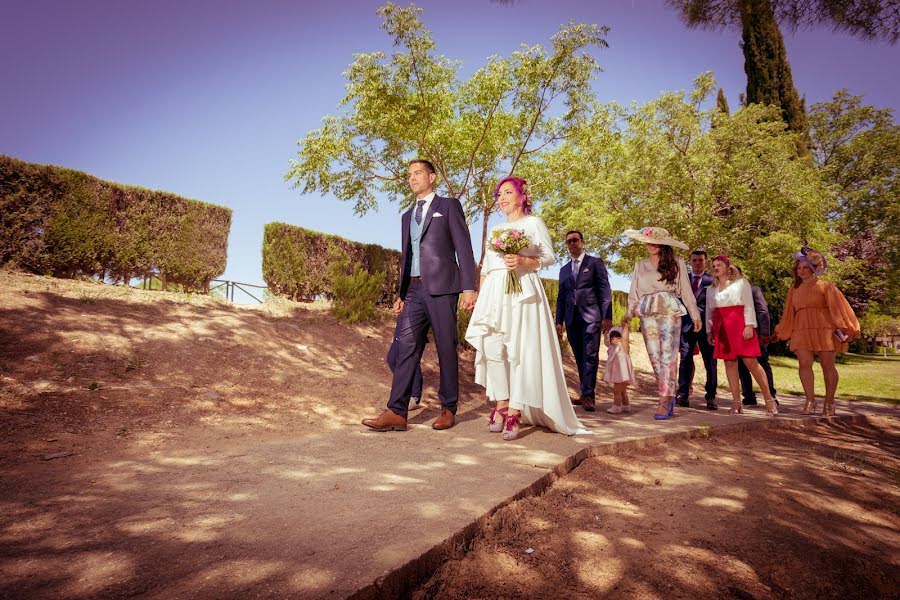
[330,260,386,323]
[262,222,400,304]
[0,155,230,289]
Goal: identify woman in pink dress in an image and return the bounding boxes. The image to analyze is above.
[706,255,777,416]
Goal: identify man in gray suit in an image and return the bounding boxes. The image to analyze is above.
[736,267,777,406]
[363,159,477,432]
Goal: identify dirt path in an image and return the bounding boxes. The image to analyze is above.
[1,271,898,599]
[419,417,900,600]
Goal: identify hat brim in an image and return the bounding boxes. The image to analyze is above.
[623,230,688,251]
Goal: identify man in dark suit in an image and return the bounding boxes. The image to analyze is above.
[363,159,477,432]
[677,250,718,410]
[555,230,613,412]
[736,268,778,406]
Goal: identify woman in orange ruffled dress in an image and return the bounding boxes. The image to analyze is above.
[771,248,860,416]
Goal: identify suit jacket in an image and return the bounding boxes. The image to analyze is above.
[682,271,714,332]
[750,285,771,337]
[555,254,613,329]
[398,195,476,299]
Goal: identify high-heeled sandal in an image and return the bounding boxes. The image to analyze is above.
[729,401,743,415]
[653,398,675,420]
[801,399,817,415]
[764,398,778,417]
[488,406,509,433]
[502,412,521,440]
[822,400,836,416]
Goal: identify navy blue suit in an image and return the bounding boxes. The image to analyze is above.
[678,271,717,402]
[387,195,476,418]
[555,254,613,400]
[737,285,777,404]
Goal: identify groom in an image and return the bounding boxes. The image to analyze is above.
[362,159,477,432]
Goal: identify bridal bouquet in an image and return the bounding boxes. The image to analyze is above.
[489,228,533,294]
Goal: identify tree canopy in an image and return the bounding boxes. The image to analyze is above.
[536,72,833,315]
[665,0,900,43]
[286,2,608,266]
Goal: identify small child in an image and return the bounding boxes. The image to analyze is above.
[603,323,636,414]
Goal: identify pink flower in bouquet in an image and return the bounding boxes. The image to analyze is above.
[489,227,533,294]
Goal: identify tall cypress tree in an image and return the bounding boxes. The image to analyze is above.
[739,0,809,147]
[716,87,731,115]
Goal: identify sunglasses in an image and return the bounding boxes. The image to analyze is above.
[565,238,582,244]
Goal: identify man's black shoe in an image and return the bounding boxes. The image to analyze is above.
[677,397,690,408]
[706,400,718,411]
[742,398,758,406]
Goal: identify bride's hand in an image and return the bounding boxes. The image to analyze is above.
[503,254,532,270]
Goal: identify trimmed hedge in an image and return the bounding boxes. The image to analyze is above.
[262,222,400,304]
[0,155,231,290]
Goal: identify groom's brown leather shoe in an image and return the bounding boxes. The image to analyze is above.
[432,409,456,430]
[571,397,582,406]
[362,409,407,432]
[581,396,596,412]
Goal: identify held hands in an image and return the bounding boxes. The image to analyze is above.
[393,297,404,315]
[743,325,754,340]
[601,319,612,334]
[460,290,478,311]
[556,324,563,337]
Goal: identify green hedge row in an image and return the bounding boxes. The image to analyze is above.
[262,222,401,303]
[0,155,231,290]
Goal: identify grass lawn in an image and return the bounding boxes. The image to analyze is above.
[688,353,900,404]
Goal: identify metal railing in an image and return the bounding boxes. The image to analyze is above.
[209,280,267,303]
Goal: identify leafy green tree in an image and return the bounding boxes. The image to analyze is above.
[666,0,899,43]
[716,87,730,114]
[666,0,899,147]
[809,90,900,313]
[538,72,833,319]
[740,0,808,143]
[286,2,608,268]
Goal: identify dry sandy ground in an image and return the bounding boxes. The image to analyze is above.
[1,270,898,599]
[417,417,900,600]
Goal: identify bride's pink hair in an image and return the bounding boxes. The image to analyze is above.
[493,176,533,214]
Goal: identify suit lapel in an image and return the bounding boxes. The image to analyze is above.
[401,209,411,246]
[421,196,440,235]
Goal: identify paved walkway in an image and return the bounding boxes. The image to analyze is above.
[185,395,896,599]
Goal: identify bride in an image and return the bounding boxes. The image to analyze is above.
[465,177,590,440]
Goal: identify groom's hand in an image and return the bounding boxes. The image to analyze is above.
[393,297,404,315]
[460,290,477,311]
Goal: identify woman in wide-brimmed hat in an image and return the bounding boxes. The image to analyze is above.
[622,227,701,420]
[771,247,859,416]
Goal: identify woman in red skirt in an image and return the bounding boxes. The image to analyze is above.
[706,255,778,416]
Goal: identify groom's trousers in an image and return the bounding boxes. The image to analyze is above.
[387,279,459,418]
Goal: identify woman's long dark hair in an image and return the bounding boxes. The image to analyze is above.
[657,245,678,285]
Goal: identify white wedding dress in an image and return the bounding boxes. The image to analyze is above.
[465,215,590,436]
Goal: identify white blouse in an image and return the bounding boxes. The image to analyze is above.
[627,256,701,322]
[705,278,757,331]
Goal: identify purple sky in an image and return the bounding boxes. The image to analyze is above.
[2,0,897,297]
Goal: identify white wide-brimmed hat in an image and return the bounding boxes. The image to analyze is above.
[623,226,688,251]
